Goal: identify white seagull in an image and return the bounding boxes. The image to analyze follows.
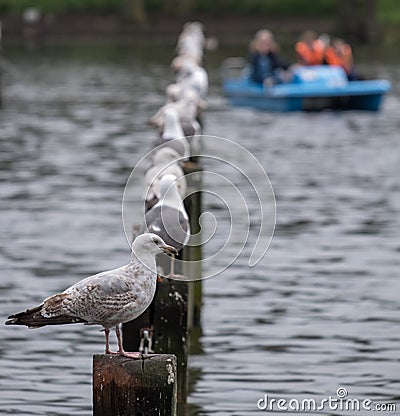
[145,148,187,209]
[143,174,190,277]
[151,107,190,161]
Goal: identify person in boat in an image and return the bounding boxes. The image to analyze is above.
[248,29,292,86]
[295,30,325,66]
[324,37,360,80]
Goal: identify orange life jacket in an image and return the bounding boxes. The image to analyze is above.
[325,43,353,74]
[295,39,325,65]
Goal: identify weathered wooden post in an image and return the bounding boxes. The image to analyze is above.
[122,160,204,414]
[182,162,203,333]
[0,20,2,109]
[122,277,188,416]
[152,278,188,412]
[93,354,177,416]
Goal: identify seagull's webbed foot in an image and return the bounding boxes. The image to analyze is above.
[106,350,120,355]
[105,347,141,358]
[119,350,142,359]
[105,348,119,355]
[167,272,186,279]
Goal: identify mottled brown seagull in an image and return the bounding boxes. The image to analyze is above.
[5,233,177,358]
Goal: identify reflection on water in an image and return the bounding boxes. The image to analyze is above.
[1,44,400,415]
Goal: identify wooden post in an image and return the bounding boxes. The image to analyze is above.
[122,162,203,414]
[0,20,2,109]
[153,278,188,413]
[182,162,203,332]
[93,354,177,416]
[121,307,152,356]
[122,278,188,415]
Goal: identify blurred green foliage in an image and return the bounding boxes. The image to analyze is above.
[378,0,400,23]
[0,0,337,15]
[0,0,122,14]
[0,0,398,24]
[195,0,336,15]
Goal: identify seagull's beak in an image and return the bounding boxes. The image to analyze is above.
[160,245,178,256]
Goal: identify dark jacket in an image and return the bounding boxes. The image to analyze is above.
[249,52,289,84]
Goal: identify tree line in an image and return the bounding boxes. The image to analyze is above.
[128,0,379,43]
[0,0,386,43]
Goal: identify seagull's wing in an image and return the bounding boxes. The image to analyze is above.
[144,205,190,250]
[54,266,139,323]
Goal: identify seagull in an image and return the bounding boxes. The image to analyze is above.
[5,233,177,358]
[173,57,208,100]
[145,148,187,210]
[149,92,203,139]
[143,174,190,277]
[162,106,185,140]
[151,107,190,161]
[148,84,184,129]
[174,89,202,137]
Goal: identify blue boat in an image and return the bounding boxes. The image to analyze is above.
[222,58,391,112]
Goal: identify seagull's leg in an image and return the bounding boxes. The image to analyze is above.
[104,328,118,355]
[105,328,111,353]
[169,255,175,277]
[115,324,141,359]
[168,253,185,279]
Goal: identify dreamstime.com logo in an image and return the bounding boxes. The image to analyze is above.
[257,387,397,413]
[122,135,276,280]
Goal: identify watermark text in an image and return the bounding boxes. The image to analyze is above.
[257,387,397,412]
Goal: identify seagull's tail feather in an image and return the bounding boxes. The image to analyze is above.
[5,305,86,328]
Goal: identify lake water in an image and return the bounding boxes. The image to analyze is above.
[0,43,399,415]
